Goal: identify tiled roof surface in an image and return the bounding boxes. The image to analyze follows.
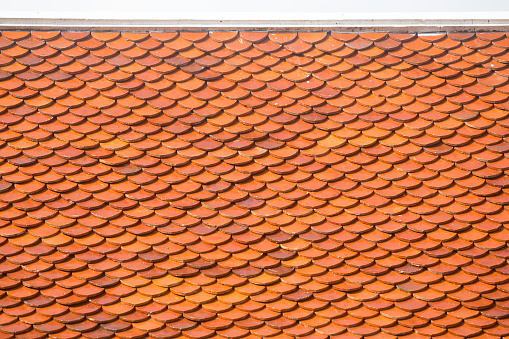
[1,30,509,339]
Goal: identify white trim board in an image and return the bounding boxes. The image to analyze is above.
[0,12,509,32]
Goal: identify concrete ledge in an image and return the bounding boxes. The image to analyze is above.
[0,11,509,32]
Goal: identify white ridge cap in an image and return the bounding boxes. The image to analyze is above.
[0,11,509,32]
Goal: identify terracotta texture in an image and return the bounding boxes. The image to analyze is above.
[1,30,509,339]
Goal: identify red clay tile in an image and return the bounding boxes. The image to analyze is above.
[0,30,508,339]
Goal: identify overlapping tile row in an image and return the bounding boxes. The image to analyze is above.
[2,30,509,339]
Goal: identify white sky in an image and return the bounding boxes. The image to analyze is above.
[2,0,509,14]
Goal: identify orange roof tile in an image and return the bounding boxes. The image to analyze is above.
[0,30,509,339]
